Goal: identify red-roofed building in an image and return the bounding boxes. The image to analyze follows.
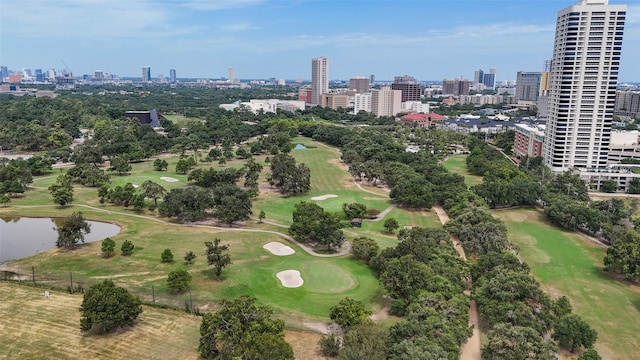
[400,113,447,128]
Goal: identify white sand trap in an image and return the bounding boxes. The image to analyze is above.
[276,270,303,288]
[263,242,295,256]
[311,194,338,201]
[132,184,139,188]
[160,176,179,183]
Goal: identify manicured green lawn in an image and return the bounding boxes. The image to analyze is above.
[494,208,640,360]
[2,136,446,324]
[443,154,483,187]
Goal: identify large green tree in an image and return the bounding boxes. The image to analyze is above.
[79,279,142,334]
[553,314,598,353]
[338,321,388,360]
[198,296,293,360]
[205,238,232,280]
[141,180,166,207]
[268,153,311,195]
[49,174,74,206]
[482,323,558,360]
[159,187,214,222]
[56,212,91,249]
[329,297,372,330]
[288,201,345,251]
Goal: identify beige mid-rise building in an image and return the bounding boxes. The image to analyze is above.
[371,87,401,117]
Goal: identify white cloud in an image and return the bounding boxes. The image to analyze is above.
[0,0,195,39]
[180,0,265,11]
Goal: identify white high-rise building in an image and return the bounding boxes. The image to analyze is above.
[311,57,328,105]
[542,0,626,172]
[228,67,234,84]
[353,93,372,114]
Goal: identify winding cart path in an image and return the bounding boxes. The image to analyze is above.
[433,205,482,360]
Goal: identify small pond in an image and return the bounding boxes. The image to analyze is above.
[0,217,121,262]
[294,143,307,150]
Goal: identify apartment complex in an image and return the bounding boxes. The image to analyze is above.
[514,123,546,158]
[542,0,626,173]
[515,72,543,102]
[371,87,401,117]
[391,75,421,102]
[442,79,470,96]
[320,94,349,110]
[311,57,328,105]
[614,91,640,119]
[349,76,370,93]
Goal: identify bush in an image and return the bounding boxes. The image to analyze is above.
[318,332,341,357]
[366,208,381,218]
[167,268,192,293]
[161,249,174,263]
[184,251,196,265]
[101,237,116,258]
[351,237,380,264]
[389,298,407,317]
[121,240,134,256]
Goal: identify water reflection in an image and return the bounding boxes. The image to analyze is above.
[0,217,121,262]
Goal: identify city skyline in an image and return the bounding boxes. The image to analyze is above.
[1,0,639,81]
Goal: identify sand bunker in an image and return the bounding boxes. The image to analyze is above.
[132,184,139,188]
[311,194,338,201]
[263,242,295,256]
[160,176,179,183]
[276,270,303,288]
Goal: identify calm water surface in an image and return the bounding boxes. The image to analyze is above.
[0,217,121,262]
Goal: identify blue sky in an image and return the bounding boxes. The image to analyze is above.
[1,0,639,81]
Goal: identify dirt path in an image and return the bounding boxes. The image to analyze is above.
[368,204,396,222]
[432,205,481,360]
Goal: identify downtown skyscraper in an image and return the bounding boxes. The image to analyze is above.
[311,57,328,105]
[542,0,626,172]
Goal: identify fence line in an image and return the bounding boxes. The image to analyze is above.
[0,265,208,314]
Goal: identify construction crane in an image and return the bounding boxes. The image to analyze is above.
[60,59,73,76]
[56,59,75,89]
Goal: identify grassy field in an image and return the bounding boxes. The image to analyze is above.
[253,137,392,225]
[0,135,448,358]
[494,208,640,360]
[442,154,483,187]
[0,282,327,360]
[1,204,381,320]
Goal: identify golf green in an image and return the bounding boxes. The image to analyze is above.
[299,261,356,294]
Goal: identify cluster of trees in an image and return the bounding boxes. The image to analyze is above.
[379,228,469,358]
[466,138,542,208]
[159,184,252,225]
[198,296,293,359]
[288,202,346,251]
[0,96,85,151]
[328,227,471,359]
[100,237,135,257]
[444,206,513,256]
[473,251,599,358]
[268,153,311,196]
[0,156,48,198]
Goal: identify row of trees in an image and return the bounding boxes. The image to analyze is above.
[330,227,471,360]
